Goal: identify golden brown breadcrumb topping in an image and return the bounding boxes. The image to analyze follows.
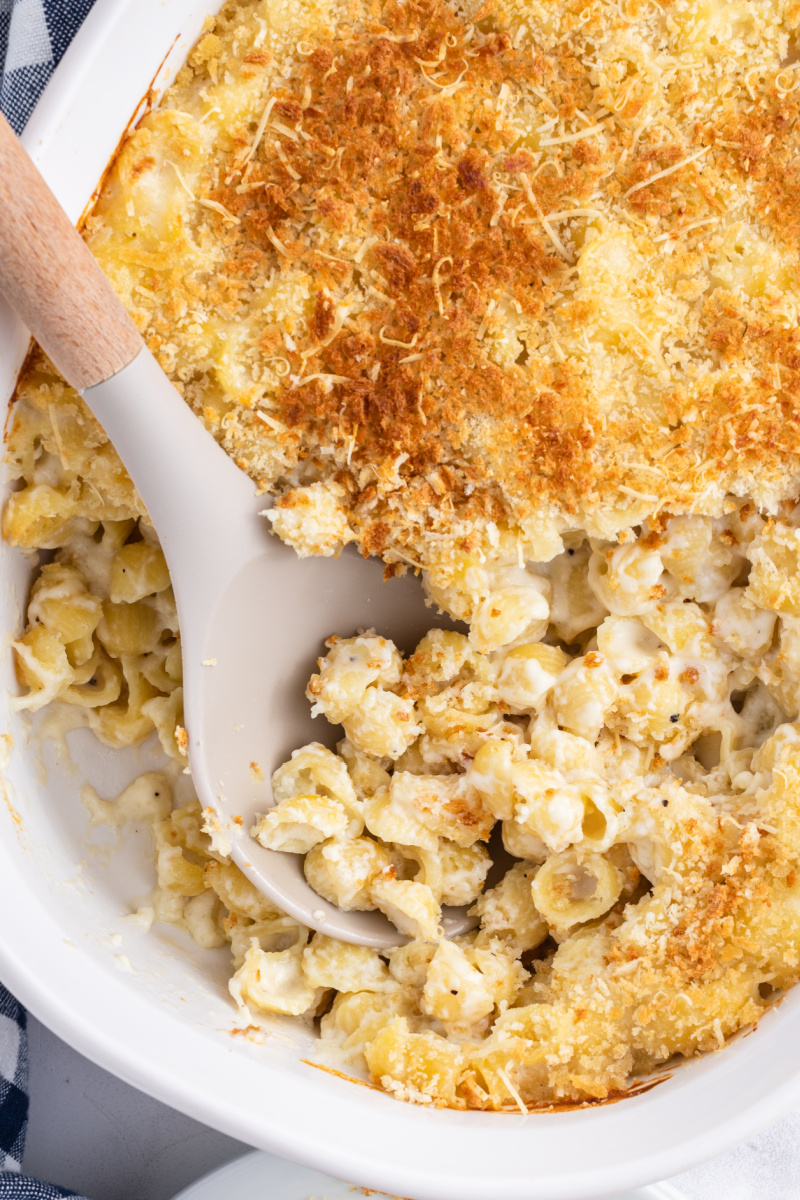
[7,0,800,585]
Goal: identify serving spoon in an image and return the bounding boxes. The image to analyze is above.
[0,114,487,948]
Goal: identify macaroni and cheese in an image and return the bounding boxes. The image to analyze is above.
[6,0,800,1112]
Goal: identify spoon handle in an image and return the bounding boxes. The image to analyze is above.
[0,113,142,390]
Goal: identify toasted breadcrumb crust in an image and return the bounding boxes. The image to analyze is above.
[8,0,800,580]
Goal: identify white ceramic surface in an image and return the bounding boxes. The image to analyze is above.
[3,3,800,1199]
[169,1150,690,1200]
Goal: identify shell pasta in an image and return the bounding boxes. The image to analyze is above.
[9,435,800,1107]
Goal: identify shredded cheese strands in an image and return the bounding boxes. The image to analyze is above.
[167,161,195,200]
[619,483,659,503]
[497,1067,529,1115]
[346,424,359,465]
[241,95,277,169]
[316,306,348,348]
[198,198,240,224]
[354,235,377,263]
[254,410,289,432]
[375,29,420,42]
[413,41,448,68]
[519,173,570,260]
[252,15,267,47]
[539,120,607,147]
[384,546,424,569]
[625,146,711,198]
[476,298,496,340]
[653,216,719,243]
[495,80,511,127]
[314,250,350,265]
[543,207,603,222]
[420,65,468,95]
[432,256,453,316]
[265,356,291,378]
[292,373,354,389]
[271,120,300,142]
[776,65,800,95]
[490,190,509,227]
[274,140,301,180]
[47,402,67,465]
[379,326,419,348]
[266,224,290,255]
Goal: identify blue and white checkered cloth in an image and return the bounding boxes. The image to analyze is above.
[0,984,89,1197]
[1,0,94,132]
[2,0,97,1177]
[0,989,27,1175]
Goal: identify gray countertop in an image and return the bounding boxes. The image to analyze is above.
[23,1017,247,1200]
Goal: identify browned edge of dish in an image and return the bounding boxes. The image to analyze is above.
[301,1056,675,1114]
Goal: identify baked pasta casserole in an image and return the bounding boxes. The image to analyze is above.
[6,0,800,1111]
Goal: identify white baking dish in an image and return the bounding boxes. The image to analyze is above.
[3,2,800,1197]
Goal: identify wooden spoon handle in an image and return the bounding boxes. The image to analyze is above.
[0,113,142,390]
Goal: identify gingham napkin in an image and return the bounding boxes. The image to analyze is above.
[0,0,94,133]
[0,988,26,1174]
[0,984,88,1198]
[1,3,94,1195]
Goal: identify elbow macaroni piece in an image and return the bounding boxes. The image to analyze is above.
[714,588,776,658]
[421,939,498,1026]
[588,542,665,616]
[370,875,442,940]
[302,933,392,993]
[495,642,567,711]
[109,542,170,604]
[472,861,548,955]
[659,515,743,604]
[469,576,551,654]
[746,525,800,616]
[531,849,623,930]
[438,841,491,907]
[251,793,355,853]
[272,742,360,812]
[307,634,403,723]
[304,836,391,910]
[342,685,421,759]
[230,939,320,1017]
[379,770,494,848]
[551,654,619,741]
